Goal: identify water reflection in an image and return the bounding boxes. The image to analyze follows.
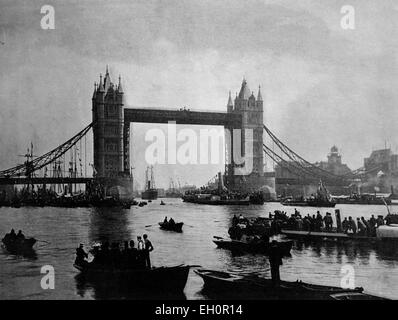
[88,207,131,244]
[74,273,187,300]
[1,246,37,260]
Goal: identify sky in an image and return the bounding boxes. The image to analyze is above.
[0,0,397,188]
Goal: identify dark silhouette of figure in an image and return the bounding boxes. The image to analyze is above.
[143,234,154,269]
[128,240,138,268]
[75,244,88,266]
[16,230,25,241]
[268,240,283,287]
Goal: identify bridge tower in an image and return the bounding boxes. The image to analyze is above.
[92,67,133,197]
[92,66,125,177]
[226,79,267,191]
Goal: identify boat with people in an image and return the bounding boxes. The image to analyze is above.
[280,208,398,243]
[212,236,292,255]
[281,180,336,208]
[159,218,184,232]
[73,237,191,292]
[2,229,36,254]
[194,269,387,300]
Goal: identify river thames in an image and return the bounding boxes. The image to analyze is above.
[0,199,397,299]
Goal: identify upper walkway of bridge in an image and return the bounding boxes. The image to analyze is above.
[124,108,242,128]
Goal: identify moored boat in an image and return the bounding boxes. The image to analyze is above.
[213,236,292,255]
[194,269,387,300]
[159,221,184,233]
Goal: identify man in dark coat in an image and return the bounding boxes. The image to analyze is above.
[268,240,283,286]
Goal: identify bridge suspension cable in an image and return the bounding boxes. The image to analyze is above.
[263,144,316,182]
[263,124,386,183]
[263,124,349,182]
[0,123,93,178]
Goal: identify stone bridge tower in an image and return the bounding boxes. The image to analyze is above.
[92,67,133,197]
[226,79,266,191]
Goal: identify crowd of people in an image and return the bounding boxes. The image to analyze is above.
[75,234,154,270]
[272,209,386,236]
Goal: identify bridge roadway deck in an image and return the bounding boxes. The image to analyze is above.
[124,108,242,128]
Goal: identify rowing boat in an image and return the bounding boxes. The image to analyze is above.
[194,269,387,300]
[213,237,292,255]
[1,237,36,254]
[74,263,191,292]
[159,221,184,232]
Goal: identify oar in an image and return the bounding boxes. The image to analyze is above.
[36,240,50,244]
[213,236,224,240]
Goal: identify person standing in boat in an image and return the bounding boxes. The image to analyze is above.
[342,217,349,233]
[269,240,283,287]
[136,236,145,268]
[348,216,357,234]
[143,234,154,269]
[357,218,367,236]
[75,244,88,266]
[16,230,25,241]
[128,240,138,268]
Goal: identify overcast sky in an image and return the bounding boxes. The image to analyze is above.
[0,0,397,188]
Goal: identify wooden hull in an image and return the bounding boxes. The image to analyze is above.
[74,264,190,292]
[159,222,184,232]
[195,269,386,300]
[213,237,292,255]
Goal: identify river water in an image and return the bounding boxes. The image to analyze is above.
[0,199,397,300]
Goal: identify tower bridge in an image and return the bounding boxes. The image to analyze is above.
[0,66,369,198]
[92,67,268,193]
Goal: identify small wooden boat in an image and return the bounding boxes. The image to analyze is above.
[194,269,387,300]
[213,237,292,255]
[74,263,190,292]
[159,221,184,232]
[2,237,37,254]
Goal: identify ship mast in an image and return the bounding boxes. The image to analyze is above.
[150,165,155,189]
